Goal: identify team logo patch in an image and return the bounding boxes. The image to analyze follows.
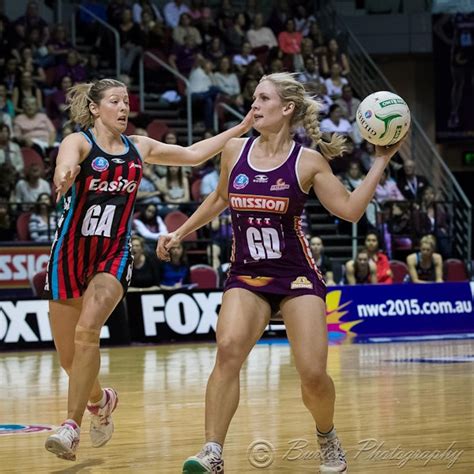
[0,424,55,436]
[112,158,125,164]
[364,110,372,119]
[91,156,109,172]
[253,174,268,183]
[233,174,249,190]
[270,178,290,191]
[237,275,274,287]
[290,276,313,290]
[229,193,289,214]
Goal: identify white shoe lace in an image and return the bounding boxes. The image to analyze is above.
[320,437,346,465]
[196,447,223,469]
[56,425,78,448]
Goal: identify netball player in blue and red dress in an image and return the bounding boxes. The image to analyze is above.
[158,73,403,474]
[43,78,252,461]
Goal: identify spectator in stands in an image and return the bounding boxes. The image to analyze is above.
[305,20,326,56]
[406,235,443,283]
[364,231,393,284]
[336,84,360,123]
[360,141,377,172]
[164,0,190,29]
[341,161,365,191]
[278,18,303,57]
[159,166,190,204]
[0,162,16,200]
[320,104,353,138]
[173,12,202,46]
[198,10,221,49]
[397,159,429,201]
[133,203,168,243]
[241,78,258,109]
[169,34,201,76]
[205,36,226,63]
[322,38,350,76]
[213,56,241,100]
[0,123,22,174]
[324,63,348,100]
[13,1,49,46]
[84,53,105,81]
[137,163,163,206]
[294,4,316,36]
[309,81,332,116]
[268,0,291,35]
[374,168,404,205]
[14,162,51,205]
[242,59,265,83]
[298,56,323,86]
[129,235,161,289]
[160,242,191,289]
[200,157,219,200]
[0,198,14,241]
[0,19,11,69]
[118,8,143,75]
[309,236,336,285]
[233,42,256,74]
[48,75,72,126]
[12,70,43,113]
[13,97,57,155]
[3,57,20,94]
[18,45,46,84]
[223,12,248,55]
[107,0,128,29]
[345,249,377,285]
[46,23,72,66]
[0,84,15,121]
[188,0,209,24]
[209,209,232,269]
[416,185,450,256]
[28,192,57,242]
[132,0,163,25]
[189,58,220,129]
[247,12,278,51]
[55,49,87,84]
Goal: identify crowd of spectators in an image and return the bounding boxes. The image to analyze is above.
[0,0,461,290]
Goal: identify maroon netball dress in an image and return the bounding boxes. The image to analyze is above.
[224,137,326,309]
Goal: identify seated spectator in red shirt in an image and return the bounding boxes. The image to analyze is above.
[278,18,302,55]
[364,231,393,284]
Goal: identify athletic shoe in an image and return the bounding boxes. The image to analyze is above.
[318,432,347,473]
[45,420,80,461]
[182,446,224,473]
[86,388,118,448]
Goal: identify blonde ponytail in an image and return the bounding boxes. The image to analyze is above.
[302,98,347,159]
[66,78,127,129]
[259,73,346,160]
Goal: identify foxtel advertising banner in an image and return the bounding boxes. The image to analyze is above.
[0,246,50,289]
[1,283,473,349]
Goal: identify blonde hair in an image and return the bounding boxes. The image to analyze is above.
[67,78,127,129]
[420,235,436,251]
[259,72,346,159]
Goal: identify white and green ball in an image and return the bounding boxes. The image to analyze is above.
[356,91,411,146]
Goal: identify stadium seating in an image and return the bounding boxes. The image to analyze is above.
[190,264,219,289]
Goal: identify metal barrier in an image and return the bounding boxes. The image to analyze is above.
[138,52,193,146]
[320,3,471,262]
[70,5,121,78]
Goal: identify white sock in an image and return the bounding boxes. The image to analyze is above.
[204,441,222,458]
[317,426,336,439]
[89,390,107,408]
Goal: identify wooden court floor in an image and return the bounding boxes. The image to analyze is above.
[1,339,473,473]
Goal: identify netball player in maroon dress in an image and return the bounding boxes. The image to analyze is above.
[158,73,403,474]
[43,78,252,461]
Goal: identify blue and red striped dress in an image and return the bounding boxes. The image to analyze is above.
[224,137,327,303]
[44,129,143,300]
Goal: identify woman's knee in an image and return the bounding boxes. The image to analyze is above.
[215,337,248,371]
[299,366,329,390]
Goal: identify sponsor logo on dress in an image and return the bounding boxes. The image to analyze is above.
[91,156,109,172]
[89,177,138,193]
[229,193,289,213]
[253,174,268,183]
[112,158,125,164]
[129,162,142,169]
[233,173,249,190]
[270,178,290,191]
[237,275,274,287]
[290,276,313,290]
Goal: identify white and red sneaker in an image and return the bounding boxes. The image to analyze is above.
[86,388,118,448]
[45,419,80,461]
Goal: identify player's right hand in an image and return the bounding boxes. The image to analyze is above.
[156,232,181,261]
[54,165,81,202]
